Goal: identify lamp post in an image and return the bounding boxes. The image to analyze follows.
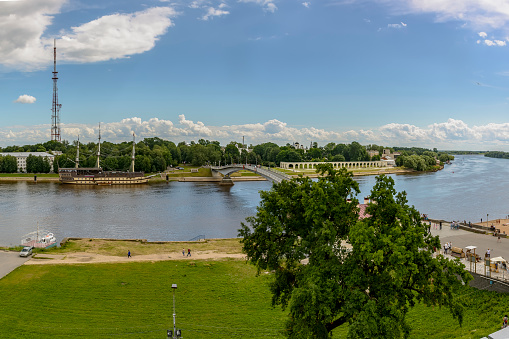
[172,284,177,339]
[487,213,489,228]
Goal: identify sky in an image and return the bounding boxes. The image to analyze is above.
[2,0,509,150]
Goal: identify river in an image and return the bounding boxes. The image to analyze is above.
[1,155,507,247]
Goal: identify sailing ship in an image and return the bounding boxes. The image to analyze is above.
[21,224,57,249]
[59,127,150,185]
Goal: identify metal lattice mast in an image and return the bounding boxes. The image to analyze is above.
[51,39,62,141]
[95,123,101,168]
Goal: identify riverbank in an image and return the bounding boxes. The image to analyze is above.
[20,237,245,265]
[0,175,59,182]
[0,166,413,183]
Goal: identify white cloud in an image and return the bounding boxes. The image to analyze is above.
[58,7,176,63]
[201,6,230,20]
[0,0,65,71]
[238,0,277,13]
[14,95,36,104]
[383,0,509,30]
[483,39,507,46]
[387,22,407,29]
[0,2,176,71]
[479,31,488,38]
[178,115,213,136]
[2,117,509,151]
[302,2,310,8]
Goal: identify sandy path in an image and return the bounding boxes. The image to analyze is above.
[24,250,246,265]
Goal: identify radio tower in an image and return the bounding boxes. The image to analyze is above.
[51,39,62,142]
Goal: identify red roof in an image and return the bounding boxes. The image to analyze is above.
[358,204,371,219]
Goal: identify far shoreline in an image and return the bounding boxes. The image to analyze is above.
[0,166,422,183]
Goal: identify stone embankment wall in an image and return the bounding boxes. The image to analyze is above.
[469,272,509,294]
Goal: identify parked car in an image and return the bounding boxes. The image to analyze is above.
[176,167,184,170]
[19,246,32,257]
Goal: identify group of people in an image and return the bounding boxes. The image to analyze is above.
[126,248,192,258]
[450,221,461,230]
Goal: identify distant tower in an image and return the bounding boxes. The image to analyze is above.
[95,123,101,168]
[75,135,80,168]
[51,39,62,142]
[130,133,136,172]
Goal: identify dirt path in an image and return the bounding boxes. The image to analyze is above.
[25,250,246,265]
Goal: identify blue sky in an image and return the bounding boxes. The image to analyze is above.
[2,0,509,150]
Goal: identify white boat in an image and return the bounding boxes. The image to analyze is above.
[21,225,57,249]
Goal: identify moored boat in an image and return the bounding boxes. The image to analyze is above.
[59,128,151,185]
[21,227,57,249]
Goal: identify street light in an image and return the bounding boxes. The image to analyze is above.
[487,213,489,228]
[168,284,180,339]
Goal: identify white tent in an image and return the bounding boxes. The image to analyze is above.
[490,256,506,263]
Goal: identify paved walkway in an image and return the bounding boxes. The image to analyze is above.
[0,250,30,280]
[429,222,509,280]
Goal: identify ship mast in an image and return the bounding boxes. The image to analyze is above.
[96,123,101,168]
[75,135,80,168]
[130,133,136,172]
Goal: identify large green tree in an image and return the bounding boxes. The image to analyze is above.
[239,165,471,338]
[0,155,18,173]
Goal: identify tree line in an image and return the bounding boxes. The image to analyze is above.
[0,138,453,173]
[484,151,509,159]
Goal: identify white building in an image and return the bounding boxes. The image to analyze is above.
[0,152,55,173]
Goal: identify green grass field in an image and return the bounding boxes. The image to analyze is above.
[0,260,286,338]
[1,242,508,338]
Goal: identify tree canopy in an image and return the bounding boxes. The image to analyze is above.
[239,164,471,338]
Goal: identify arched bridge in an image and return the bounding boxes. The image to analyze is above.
[210,164,292,185]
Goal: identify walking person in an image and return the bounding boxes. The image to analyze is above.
[502,315,508,328]
[182,248,185,256]
[128,250,131,258]
[187,248,191,257]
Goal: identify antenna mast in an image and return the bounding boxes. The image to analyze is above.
[75,135,80,168]
[51,39,62,142]
[130,133,136,172]
[96,123,101,168]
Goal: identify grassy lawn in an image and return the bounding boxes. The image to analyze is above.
[332,286,507,338]
[1,255,507,338]
[165,167,212,178]
[2,238,245,255]
[58,238,244,256]
[1,238,508,338]
[0,260,286,338]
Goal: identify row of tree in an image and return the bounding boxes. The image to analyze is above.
[485,151,509,159]
[0,155,18,173]
[0,138,452,173]
[395,151,454,171]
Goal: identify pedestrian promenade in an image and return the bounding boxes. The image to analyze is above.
[429,221,509,280]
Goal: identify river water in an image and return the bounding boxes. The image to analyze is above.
[1,155,507,247]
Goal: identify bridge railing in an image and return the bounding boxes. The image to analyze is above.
[210,164,292,183]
